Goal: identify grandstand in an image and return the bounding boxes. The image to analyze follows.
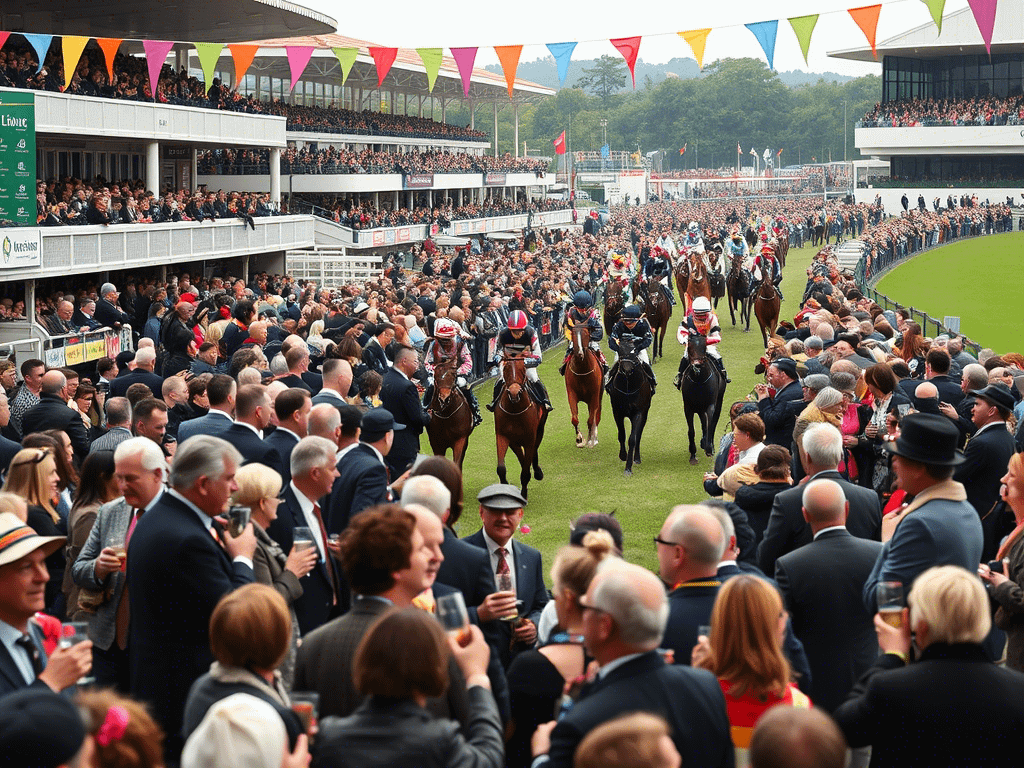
[830,0,1024,211]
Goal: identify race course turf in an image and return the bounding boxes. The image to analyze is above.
[457,244,817,580]
[874,232,1024,353]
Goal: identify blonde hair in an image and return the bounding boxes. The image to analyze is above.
[552,530,616,600]
[231,463,283,508]
[2,449,58,521]
[575,712,673,768]
[0,492,28,521]
[909,566,990,645]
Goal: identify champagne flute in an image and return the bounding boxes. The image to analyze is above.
[496,571,519,622]
[436,592,472,645]
[877,581,904,628]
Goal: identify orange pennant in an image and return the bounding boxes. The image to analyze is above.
[848,5,882,58]
[95,38,122,81]
[494,45,523,99]
[228,44,259,87]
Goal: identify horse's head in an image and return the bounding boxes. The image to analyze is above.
[687,334,708,367]
[434,360,457,397]
[501,354,527,398]
[618,337,639,374]
[571,322,591,361]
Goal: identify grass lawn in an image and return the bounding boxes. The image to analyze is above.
[874,232,1024,353]
[455,243,817,581]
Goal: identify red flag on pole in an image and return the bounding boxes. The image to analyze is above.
[679,143,687,155]
[553,131,566,155]
[737,143,742,154]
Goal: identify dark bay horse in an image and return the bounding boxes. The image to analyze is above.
[603,281,624,337]
[708,246,726,310]
[564,322,602,447]
[636,277,671,362]
[494,354,547,498]
[725,254,752,328]
[608,337,652,476]
[752,271,782,348]
[425,359,475,469]
[680,335,726,465]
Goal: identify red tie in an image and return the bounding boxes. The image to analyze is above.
[496,547,510,575]
[312,503,337,602]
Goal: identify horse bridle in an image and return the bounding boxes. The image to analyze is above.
[498,358,534,416]
[569,326,598,377]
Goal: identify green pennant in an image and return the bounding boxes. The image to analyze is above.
[920,0,945,33]
[416,48,443,92]
[194,42,224,93]
[788,14,819,66]
[332,47,359,85]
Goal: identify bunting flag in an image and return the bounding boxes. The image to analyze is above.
[553,130,566,155]
[546,42,577,86]
[23,34,53,73]
[227,44,259,86]
[678,29,712,70]
[966,0,998,54]
[849,5,883,58]
[60,36,90,91]
[0,32,8,51]
[194,42,224,93]
[286,46,314,91]
[750,147,757,155]
[142,40,175,97]
[679,143,687,155]
[788,14,819,65]
[494,45,523,99]
[96,38,123,81]
[610,36,641,88]
[920,0,946,33]
[744,21,778,70]
[451,47,478,97]
[601,144,610,158]
[332,47,359,85]
[416,48,443,92]
[369,46,398,86]
[776,147,783,156]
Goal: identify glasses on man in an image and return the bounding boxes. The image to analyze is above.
[653,536,680,548]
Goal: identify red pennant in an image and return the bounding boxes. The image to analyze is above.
[610,36,641,88]
[0,33,9,51]
[369,47,398,87]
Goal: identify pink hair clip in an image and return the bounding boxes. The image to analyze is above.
[95,705,130,747]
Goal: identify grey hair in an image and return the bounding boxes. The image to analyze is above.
[830,371,857,395]
[168,435,242,491]
[801,423,843,468]
[700,501,735,542]
[113,436,167,480]
[667,507,725,566]
[236,367,262,387]
[289,436,338,479]
[805,335,824,351]
[135,347,156,367]
[269,353,288,376]
[963,363,988,391]
[813,386,844,411]
[400,475,451,520]
[590,563,668,648]
[817,324,835,341]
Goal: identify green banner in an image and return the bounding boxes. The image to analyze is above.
[0,91,36,227]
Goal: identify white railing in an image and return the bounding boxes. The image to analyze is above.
[197,171,554,195]
[286,250,384,286]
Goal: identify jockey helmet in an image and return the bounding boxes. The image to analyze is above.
[761,244,775,255]
[732,232,743,241]
[434,319,457,338]
[693,297,712,314]
[622,305,642,320]
[508,310,528,330]
[612,254,625,267]
[573,290,593,309]
[687,221,699,233]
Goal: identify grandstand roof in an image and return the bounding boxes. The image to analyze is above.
[829,0,1024,61]
[7,0,336,43]
[217,33,555,102]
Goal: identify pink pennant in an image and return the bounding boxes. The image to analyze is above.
[967,0,998,54]
[611,36,641,88]
[286,46,314,91]
[142,40,175,100]
[368,47,398,87]
[451,47,478,97]
[0,32,9,51]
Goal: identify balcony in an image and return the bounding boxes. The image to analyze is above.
[855,124,1024,158]
[198,171,554,195]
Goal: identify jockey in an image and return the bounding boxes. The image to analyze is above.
[423,318,482,427]
[608,252,633,301]
[772,215,787,240]
[486,309,553,412]
[683,221,705,253]
[751,243,784,301]
[559,291,608,376]
[607,304,656,393]
[642,247,676,306]
[655,228,678,257]
[674,296,730,388]
[727,230,750,264]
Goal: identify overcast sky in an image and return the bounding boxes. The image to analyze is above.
[301,0,969,77]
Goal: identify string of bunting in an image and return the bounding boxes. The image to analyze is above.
[0,0,1000,100]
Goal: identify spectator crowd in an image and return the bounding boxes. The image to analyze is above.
[860,96,1024,128]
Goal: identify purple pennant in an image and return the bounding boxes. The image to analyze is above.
[451,47,478,97]
[967,0,998,54]
[142,40,175,99]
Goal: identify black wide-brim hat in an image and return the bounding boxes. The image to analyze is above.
[882,412,965,466]
[969,382,1016,414]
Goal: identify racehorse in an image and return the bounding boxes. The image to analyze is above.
[683,251,712,315]
[744,226,758,252]
[673,254,690,309]
[603,280,624,338]
[636,277,671,362]
[707,245,726,310]
[680,334,726,465]
[564,322,602,448]
[725,254,752,329]
[752,270,782,348]
[773,231,789,268]
[425,359,474,469]
[607,337,652,476]
[494,353,547,498]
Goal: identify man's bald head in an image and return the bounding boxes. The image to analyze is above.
[666,505,726,566]
[914,381,939,401]
[801,478,848,527]
[40,369,67,396]
[307,403,341,444]
[587,562,668,652]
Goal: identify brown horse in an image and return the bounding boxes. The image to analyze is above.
[636,277,671,361]
[707,246,726,310]
[673,255,690,307]
[752,273,782,348]
[425,359,474,469]
[603,281,624,337]
[494,354,547,498]
[564,322,602,447]
[774,232,789,268]
[683,251,712,315]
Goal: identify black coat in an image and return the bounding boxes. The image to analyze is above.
[220,423,285,479]
[95,297,132,330]
[437,527,494,624]
[21,393,91,465]
[264,428,300,486]
[108,369,164,400]
[325,443,390,536]
[775,529,883,712]
[757,380,804,447]
[183,672,304,749]
[379,368,430,477]
[954,423,1017,560]
[733,480,792,546]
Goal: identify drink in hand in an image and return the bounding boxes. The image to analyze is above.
[879,607,903,629]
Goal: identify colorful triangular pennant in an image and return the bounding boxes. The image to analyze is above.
[494,45,523,99]
[610,36,641,88]
[285,46,314,91]
[331,47,358,86]
[788,15,819,65]
[368,47,398,87]
[194,42,224,94]
[60,36,90,91]
[142,40,175,98]
[966,0,998,54]
[227,44,259,86]
[416,48,443,92]
[744,21,778,70]
[848,5,883,58]
[96,38,122,81]
[920,0,946,33]
[678,29,711,70]
[546,42,577,86]
[0,33,9,52]
[451,47,478,97]
[23,34,53,74]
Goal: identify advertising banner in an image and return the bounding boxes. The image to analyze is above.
[0,91,36,227]
[372,230,384,246]
[403,173,434,189]
[0,227,40,269]
[484,172,507,186]
[398,228,410,242]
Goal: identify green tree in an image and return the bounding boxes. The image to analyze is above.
[575,55,628,102]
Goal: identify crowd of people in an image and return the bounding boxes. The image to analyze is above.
[7,193,1024,768]
[199,146,549,176]
[860,96,1024,128]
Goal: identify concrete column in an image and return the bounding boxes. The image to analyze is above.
[514,104,520,158]
[428,189,433,209]
[458,188,463,206]
[190,149,198,191]
[270,148,282,207]
[394,190,399,209]
[469,101,474,130]
[408,191,413,209]
[418,95,423,118]
[374,192,379,209]
[493,101,499,157]
[146,141,160,195]
[441,99,446,123]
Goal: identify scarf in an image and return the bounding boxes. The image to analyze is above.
[208,661,290,708]
[996,518,1024,562]
[881,479,968,542]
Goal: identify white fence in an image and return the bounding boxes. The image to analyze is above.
[286,250,384,286]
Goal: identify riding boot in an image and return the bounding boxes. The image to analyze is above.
[644,362,657,394]
[717,358,732,384]
[422,384,434,408]
[532,380,554,412]
[774,277,784,302]
[605,362,618,394]
[558,351,570,376]
[674,358,689,390]
[486,380,501,412]
[466,388,483,427]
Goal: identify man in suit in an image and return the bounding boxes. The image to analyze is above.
[775,479,882,713]
[21,370,91,466]
[266,388,310,487]
[759,423,881,576]
[266,437,339,635]
[311,358,354,409]
[325,408,397,536]
[533,562,734,768]
[89,397,133,455]
[463,483,549,668]
[95,283,133,330]
[380,346,431,478]
[109,347,163,400]
[862,413,984,613]
[176,374,235,444]
[220,384,285,477]
[72,299,101,331]
[836,565,1024,764]
[130,397,168,450]
[276,346,318,394]
[953,382,1017,560]
[0,513,92,697]
[756,358,804,447]
[0,391,22,474]
[70,437,165,692]
[361,322,395,375]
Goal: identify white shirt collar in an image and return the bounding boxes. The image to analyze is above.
[813,525,847,540]
[482,529,512,555]
[274,426,300,442]
[975,421,1005,436]
[208,408,233,420]
[235,421,263,439]
[289,480,316,513]
[167,488,213,530]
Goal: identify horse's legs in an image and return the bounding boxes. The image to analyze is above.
[615,408,628,462]
[496,434,510,485]
[588,392,601,447]
[701,406,715,456]
[453,436,468,471]
[685,406,698,464]
[533,409,547,481]
[507,443,529,496]
[568,389,583,447]
[633,407,649,465]
[624,416,637,476]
